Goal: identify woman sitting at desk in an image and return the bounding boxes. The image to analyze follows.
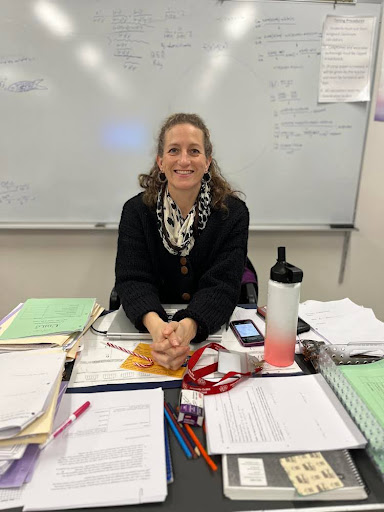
[115,113,249,369]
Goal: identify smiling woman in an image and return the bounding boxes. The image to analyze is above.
[115,113,250,370]
[156,123,211,217]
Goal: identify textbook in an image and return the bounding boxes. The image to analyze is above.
[222,450,367,501]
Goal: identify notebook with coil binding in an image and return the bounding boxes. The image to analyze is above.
[222,449,367,501]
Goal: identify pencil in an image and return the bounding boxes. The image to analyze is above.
[184,423,218,472]
[164,406,193,460]
[167,402,200,457]
[164,402,196,459]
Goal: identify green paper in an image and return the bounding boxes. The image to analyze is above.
[340,360,384,429]
[0,298,96,339]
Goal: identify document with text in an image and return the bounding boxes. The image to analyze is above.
[319,15,376,102]
[0,349,66,440]
[299,298,384,344]
[204,374,366,455]
[23,388,167,510]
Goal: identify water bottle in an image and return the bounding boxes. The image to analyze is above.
[264,247,303,367]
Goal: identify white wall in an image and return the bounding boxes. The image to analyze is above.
[1,15,384,321]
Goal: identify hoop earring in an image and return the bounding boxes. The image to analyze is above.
[202,172,211,183]
[158,172,167,183]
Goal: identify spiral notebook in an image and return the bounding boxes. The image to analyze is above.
[222,450,367,501]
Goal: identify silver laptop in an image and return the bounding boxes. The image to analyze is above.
[107,305,223,341]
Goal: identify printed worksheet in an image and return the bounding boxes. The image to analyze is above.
[23,388,166,510]
[204,374,366,454]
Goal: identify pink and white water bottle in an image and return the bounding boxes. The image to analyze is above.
[264,247,303,367]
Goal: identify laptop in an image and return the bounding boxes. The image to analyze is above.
[107,305,223,341]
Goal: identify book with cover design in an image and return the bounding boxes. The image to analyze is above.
[222,450,367,501]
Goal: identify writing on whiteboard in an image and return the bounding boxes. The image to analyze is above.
[0,78,47,93]
[0,56,35,65]
[0,182,35,206]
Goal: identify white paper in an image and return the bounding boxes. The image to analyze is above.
[299,298,384,344]
[0,443,27,460]
[68,314,185,388]
[204,374,366,454]
[0,349,66,438]
[238,457,267,487]
[0,486,25,511]
[319,16,376,102]
[23,388,166,510]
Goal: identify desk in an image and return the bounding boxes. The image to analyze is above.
[3,315,384,512]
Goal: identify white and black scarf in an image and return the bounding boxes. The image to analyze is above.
[156,182,211,256]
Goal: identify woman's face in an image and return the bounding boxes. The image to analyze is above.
[156,123,212,198]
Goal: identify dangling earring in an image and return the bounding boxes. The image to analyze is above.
[203,171,211,183]
[158,171,167,183]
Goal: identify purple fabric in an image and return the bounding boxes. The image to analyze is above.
[241,267,257,285]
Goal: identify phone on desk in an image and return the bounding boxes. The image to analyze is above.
[229,319,264,347]
[257,306,311,334]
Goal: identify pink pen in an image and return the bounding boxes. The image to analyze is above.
[40,401,91,450]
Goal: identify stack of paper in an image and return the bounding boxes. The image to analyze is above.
[0,349,66,445]
[299,298,384,344]
[0,349,66,494]
[0,383,67,492]
[23,388,167,510]
[0,299,103,360]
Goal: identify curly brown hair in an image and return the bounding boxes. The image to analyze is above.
[139,113,240,210]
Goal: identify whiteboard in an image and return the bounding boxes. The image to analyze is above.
[0,0,381,227]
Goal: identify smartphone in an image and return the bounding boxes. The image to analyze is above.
[229,319,264,346]
[257,306,311,334]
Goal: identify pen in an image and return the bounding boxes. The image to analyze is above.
[40,401,91,450]
[164,406,192,460]
[183,423,218,472]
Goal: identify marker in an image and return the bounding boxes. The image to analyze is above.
[40,401,91,450]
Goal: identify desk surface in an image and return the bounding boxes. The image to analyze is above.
[50,369,384,512]
[3,337,384,512]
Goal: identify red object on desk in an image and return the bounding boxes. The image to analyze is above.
[40,401,91,450]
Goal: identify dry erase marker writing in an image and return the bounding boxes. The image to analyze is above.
[40,401,91,450]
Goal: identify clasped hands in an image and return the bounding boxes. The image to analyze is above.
[143,312,197,370]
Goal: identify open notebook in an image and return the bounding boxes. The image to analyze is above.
[107,305,223,341]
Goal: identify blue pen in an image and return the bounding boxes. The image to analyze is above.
[164,407,192,459]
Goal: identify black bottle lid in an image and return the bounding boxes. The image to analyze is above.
[270,247,303,284]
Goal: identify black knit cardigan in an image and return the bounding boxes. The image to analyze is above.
[115,192,249,343]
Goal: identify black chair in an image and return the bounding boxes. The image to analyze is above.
[109,256,258,310]
[238,257,258,305]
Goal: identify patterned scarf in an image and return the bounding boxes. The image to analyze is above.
[156,181,211,256]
